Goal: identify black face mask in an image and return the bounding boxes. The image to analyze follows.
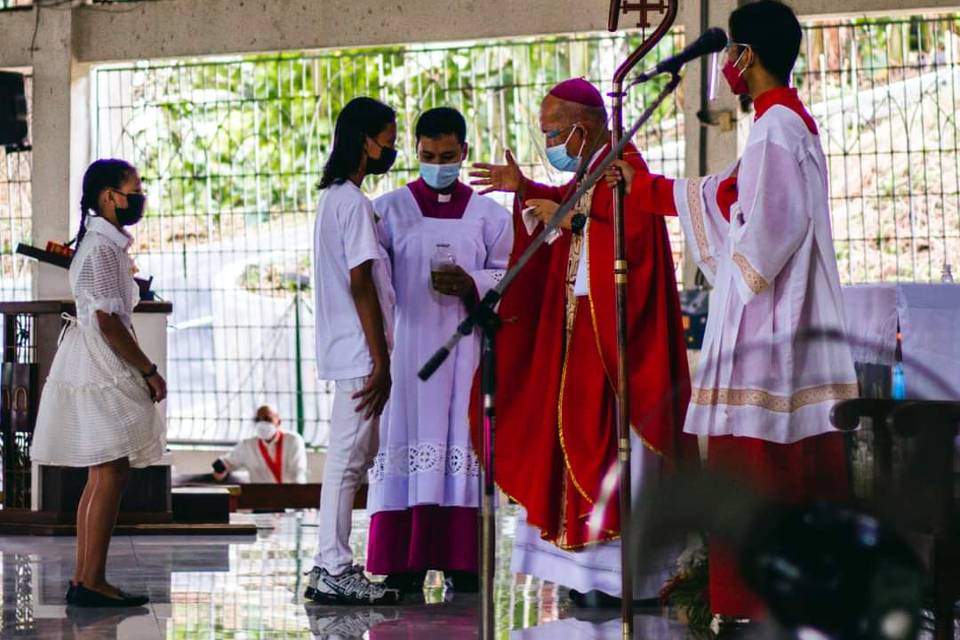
[115,192,146,226]
[366,141,397,175]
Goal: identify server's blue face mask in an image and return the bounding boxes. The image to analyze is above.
[420,162,461,190]
[545,124,585,173]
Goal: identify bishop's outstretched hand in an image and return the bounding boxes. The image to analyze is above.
[469,149,525,196]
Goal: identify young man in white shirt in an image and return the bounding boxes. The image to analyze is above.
[212,406,308,484]
[304,97,401,606]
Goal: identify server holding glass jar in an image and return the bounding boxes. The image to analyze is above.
[365,108,512,594]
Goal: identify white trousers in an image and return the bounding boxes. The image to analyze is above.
[313,377,379,574]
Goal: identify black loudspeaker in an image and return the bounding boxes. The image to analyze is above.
[0,71,28,149]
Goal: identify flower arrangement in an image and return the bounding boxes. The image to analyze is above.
[660,544,712,632]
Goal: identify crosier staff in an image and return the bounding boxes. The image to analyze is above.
[607,1,678,637]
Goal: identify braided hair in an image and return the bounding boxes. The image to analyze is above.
[75,159,136,246]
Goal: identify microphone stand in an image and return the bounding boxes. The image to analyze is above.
[418,71,683,640]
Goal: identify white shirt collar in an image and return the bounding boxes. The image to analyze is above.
[87,216,133,250]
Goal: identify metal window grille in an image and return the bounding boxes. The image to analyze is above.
[797,15,960,283]
[93,30,686,446]
[0,149,31,305]
[0,75,31,303]
[0,74,31,510]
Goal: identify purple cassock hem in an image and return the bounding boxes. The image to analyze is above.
[366,505,479,574]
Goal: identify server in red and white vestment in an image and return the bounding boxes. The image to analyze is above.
[612,0,857,619]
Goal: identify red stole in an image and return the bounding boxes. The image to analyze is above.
[472,143,695,547]
[258,432,284,483]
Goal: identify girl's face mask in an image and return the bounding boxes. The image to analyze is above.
[113,190,147,226]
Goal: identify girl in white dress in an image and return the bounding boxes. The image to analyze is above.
[31,159,167,608]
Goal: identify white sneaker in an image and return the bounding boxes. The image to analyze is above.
[304,565,402,605]
[303,606,399,638]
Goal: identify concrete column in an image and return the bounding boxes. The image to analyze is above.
[30,5,90,300]
[680,0,741,287]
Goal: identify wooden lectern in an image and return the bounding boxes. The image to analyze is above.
[0,300,256,536]
[0,300,171,534]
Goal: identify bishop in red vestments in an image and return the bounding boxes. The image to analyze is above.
[470,79,696,601]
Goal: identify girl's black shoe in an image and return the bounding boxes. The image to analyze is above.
[71,584,149,608]
[65,581,79,603]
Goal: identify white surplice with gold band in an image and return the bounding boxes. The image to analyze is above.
[673,104,858,444]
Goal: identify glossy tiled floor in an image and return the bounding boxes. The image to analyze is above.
[0,507,695,639]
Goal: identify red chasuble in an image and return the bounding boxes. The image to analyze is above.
[473,143,696,549]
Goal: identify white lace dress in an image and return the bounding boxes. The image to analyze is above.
[30,217,165,468]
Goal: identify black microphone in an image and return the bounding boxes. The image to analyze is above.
[637,27,728,82]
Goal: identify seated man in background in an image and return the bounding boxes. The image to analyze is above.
[212,405,309,484]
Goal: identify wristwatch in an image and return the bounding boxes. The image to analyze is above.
[570,213,587,235]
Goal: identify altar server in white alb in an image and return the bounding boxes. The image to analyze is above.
[610,0,857,619]
[212,405,308,484]
[365,107,512,594]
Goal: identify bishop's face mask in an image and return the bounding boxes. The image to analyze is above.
[545,124,585,173]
